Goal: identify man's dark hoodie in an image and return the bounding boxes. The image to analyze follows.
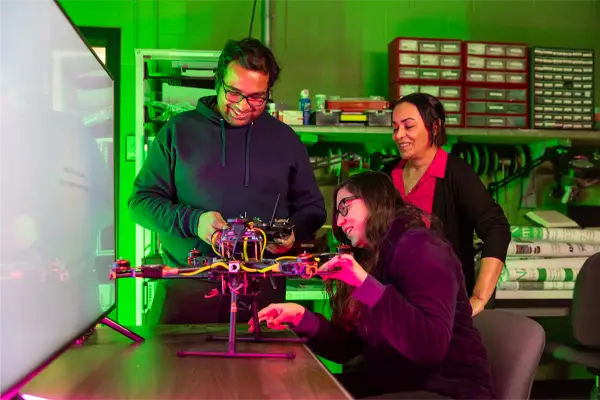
[128,96,327,267]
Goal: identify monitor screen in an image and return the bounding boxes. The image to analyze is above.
[0,0,116,397]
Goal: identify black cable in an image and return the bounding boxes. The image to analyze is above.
[193,238,202,251]
[248,0,258,37]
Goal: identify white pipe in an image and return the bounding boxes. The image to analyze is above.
[262,0,271,47]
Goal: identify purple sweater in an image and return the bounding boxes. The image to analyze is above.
[293,218,495,399]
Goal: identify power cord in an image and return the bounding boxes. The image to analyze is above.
[248,0,258,37]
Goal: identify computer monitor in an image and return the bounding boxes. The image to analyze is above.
[0,0,116,398]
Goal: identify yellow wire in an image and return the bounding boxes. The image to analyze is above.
[276,256,296,261]
[179,260,279,277]
[240,262,279,273]
[211,227,266,260]
[243,237,249,261]
[182,227,291,277]
[252,228,267,259]
[179,262,229,276]
[211,231,222,257]
[177,256,320,277]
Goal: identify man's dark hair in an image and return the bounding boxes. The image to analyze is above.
[215,37,281,88]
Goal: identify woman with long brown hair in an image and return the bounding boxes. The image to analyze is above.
[250,171,494,399]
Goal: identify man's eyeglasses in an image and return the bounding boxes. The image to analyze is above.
[221,79,268,107]
[336,196,359,217]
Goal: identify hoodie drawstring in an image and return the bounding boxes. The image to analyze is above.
[219,119,253,187]
[244,124,253,187]
[220,119,226,167]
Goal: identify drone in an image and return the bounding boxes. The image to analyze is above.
[110,212,352,360]
[0,256,70,282]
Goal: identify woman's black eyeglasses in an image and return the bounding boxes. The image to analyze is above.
[221,78,268,107]
[337,196,359,217]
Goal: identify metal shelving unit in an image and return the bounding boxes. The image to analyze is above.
[132,48,221,324]
[293,125,600,146]
[134,48,220,266]
[131,49,598,323]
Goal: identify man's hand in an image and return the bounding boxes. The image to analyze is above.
[197,211,227,244]
[470,296,487,317]
[266,231,295,255]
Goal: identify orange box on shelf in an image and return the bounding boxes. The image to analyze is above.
[325,97,389,113]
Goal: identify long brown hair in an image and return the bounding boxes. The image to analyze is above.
[327,171,442,326]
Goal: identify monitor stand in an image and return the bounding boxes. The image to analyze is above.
[76,317,145,344]
[101,317,145,342]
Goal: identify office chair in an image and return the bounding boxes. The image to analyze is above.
[473,309,546,399]
[546,252,600,400]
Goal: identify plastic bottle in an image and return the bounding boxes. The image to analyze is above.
[268,102,278,119]
[315,94,327,111]
[299,89,311,125]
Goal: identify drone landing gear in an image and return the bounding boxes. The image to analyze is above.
[176,278,298,359]
[206,298,306,345]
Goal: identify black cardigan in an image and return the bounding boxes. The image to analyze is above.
[381,154,511,295]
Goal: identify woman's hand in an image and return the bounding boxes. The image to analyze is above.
[318,254,368,287]
[248,303,306,332]
[469,296,487,317]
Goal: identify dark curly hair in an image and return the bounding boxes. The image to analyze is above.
[328,171,443,326]
[214,37,281,88]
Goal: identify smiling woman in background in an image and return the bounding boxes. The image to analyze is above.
[380,93,511,316]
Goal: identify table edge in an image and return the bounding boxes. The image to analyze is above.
[301,342,354,399]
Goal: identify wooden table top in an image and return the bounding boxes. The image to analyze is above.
[22,324,353,400]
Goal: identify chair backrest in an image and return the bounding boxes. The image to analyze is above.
[572,252,600,348]
[473,309,546,400]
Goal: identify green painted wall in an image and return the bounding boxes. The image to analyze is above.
[271,0,600,105]
[59,0,600,324]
